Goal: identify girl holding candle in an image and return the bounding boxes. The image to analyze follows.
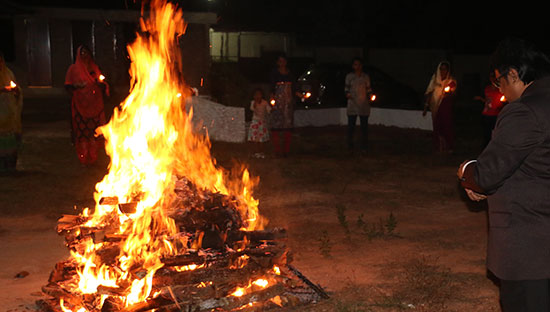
[0,51,22,173]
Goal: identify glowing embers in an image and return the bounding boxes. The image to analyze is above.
[42,196,326,311]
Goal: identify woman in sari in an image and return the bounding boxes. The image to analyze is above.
[65,45,109,165]
[423,61,457,153]
[269,55,297,157]
[0,51,22,173]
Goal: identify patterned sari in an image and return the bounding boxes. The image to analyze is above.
[65,46,108,165]
[269,69,295,130]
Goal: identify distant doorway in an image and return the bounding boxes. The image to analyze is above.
[25,18,52,86]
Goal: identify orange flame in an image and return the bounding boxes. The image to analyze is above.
[230,278,270,297]
[66,0,265,309]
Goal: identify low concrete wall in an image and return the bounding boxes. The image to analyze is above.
[294,107,433,130]
[186,96,246,143]
[186,100,433,143]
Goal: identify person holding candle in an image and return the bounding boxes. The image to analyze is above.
[345,57,372,154]
[269,54,298,157]
[423,61,457,153]
[458,37,550,312]
[0,51,22,173]
[474,72,506,148]
[65,45,109,165]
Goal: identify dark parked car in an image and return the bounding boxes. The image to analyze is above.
[295,63,422,110]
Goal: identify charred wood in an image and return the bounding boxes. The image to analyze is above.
[286,265,329,299]
[36,298,61,312]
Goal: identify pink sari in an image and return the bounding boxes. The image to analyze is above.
[65,46,108,165]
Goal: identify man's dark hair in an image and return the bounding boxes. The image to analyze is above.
[352,57,363,65]
[490,37,550,84]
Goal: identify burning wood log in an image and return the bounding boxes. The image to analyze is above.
[99,197,119,205]
[41,283,83,308]
[48,261,76,283]
[36,298,60,312]
[152,263,262,287]
[120,284,285,312]
[168,284,285,312]
[56,214,86,232]
[160,244,288,268]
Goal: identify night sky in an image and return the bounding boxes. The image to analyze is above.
[215,0,550,54]
[2,0,550,54]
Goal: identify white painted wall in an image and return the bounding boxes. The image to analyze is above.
[294,107,432,130]
[186,98,432,143]
[186,96,246,143]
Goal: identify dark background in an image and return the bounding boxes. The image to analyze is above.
[3,0,550,55]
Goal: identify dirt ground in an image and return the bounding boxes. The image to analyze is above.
[0,104,500,311]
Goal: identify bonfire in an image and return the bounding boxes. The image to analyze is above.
[38,1,326,311]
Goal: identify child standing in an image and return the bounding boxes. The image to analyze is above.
[247,88,271,158]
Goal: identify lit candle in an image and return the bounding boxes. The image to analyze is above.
[370,94,376,101]
[99,74,106,82]
[9,81,16,89]
[444,86,451,93]
[304,92,311,99]
[270,99,276,106]
[500,95,506,102]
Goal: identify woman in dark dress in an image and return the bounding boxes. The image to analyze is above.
[269,55,297,157]
[423,61,457,153]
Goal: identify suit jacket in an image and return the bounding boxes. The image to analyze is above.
[462,76,550,280]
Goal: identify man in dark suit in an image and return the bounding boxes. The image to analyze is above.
[458,38,550,312]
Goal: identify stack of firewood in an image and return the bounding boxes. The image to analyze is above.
[37,178,328,311]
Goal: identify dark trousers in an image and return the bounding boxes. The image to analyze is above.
[271,130,292,156]
[500,279,550,312]
[347,115,369,150]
